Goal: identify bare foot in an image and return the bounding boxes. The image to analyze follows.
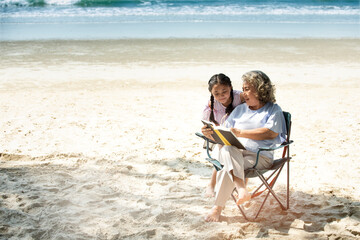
[205,206,222,222]
[236,188,251,205]
[204,185,215,198]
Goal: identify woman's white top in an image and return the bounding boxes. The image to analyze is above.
[224,102,287,159]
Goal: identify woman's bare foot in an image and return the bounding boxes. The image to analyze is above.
[205,206,222,222]
[236,188,251,205]
[204,184,215,198]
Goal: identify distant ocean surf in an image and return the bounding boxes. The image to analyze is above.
[0,0,359,40]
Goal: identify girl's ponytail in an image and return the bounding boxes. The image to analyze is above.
[209,95,219,125]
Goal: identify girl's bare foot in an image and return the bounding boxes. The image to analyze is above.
[204,184,215,198]
[205,206,222,222]
[236,188,251,205]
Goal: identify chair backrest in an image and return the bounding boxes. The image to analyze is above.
[282,111,292,158]
[283,111,292,142]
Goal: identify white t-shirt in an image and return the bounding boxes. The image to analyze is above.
[225,102,287,159]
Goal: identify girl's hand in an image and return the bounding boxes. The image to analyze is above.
[230,128,241,137]
[201,125,215,141]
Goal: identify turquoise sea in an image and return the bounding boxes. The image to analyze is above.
[0,0,359,40]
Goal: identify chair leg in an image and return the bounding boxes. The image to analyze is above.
[287,159,290,209]
[231,192,249,221]
[255,169,286,210]
[233,163,289,220]
[254,190,271,220]
[251,166,281,198]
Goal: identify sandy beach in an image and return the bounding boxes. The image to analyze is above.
[1,39,360,239]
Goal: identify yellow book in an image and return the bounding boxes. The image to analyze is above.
[201,120,245,150]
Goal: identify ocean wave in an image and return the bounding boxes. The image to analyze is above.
[1,5,359,18]
[0,0,73,7]
[1,0,359,9]
[1,0,147,7]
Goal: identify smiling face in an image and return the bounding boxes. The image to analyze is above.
[242,82,264,110]
[211,83,232,106]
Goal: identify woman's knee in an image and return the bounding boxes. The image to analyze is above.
[219,146,243,163]
[219,145,233,158]
[222,145,241,155]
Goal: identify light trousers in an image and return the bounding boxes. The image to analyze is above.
[214,146,273,207]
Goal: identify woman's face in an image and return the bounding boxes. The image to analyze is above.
[242,82,263,110]
[211,84,232,106]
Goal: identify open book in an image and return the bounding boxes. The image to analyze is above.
[201,120,245,149]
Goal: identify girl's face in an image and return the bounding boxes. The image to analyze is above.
[242,82,263,110]
[211,84,232,106]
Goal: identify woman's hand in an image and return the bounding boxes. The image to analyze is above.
[230,128,241,137]
[201,125,215,141]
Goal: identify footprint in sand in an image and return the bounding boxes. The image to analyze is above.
[23,202,43,213]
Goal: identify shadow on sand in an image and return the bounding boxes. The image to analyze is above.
[1,153,359,239]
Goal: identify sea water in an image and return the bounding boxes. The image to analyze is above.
[0,0,359,40]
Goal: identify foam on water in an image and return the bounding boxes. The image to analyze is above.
[2,3,359,16]
[0,0,359,39]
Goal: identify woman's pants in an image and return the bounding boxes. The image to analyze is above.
[214,146,272,207]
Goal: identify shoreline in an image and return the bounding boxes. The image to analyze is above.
[2,37,360,41]
[2,38,359,64]
[1,38,359,88]
[2,21,358,40]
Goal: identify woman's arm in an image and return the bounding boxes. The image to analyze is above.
[230,127,278,140]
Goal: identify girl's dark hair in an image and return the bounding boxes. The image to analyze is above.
[208,73,234,125]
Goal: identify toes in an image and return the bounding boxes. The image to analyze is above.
[236,193,251,205]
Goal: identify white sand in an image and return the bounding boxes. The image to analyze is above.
[0,39,359,239]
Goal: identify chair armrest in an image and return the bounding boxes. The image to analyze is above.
[253,140,294,168]
[258,140,294,152]
[195,132,217,159]
[195,132,217,144]
[206,158,223,171]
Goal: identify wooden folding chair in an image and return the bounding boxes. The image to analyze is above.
[196,111,293,221]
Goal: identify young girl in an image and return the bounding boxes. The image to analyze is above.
[202,73,245,197]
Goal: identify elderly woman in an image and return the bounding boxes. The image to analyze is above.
[201,70,287,222]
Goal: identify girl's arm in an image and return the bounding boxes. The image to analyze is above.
[230,127,278,140]
[202,100,212,120]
